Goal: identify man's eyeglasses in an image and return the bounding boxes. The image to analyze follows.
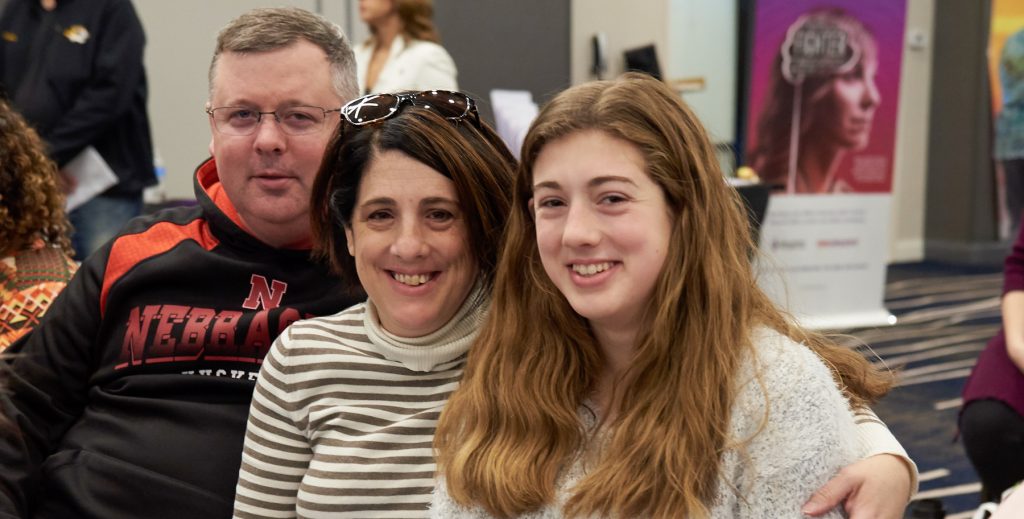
[206,106,341,136]
[341,90,480,127]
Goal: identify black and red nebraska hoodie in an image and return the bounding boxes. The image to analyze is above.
[0,159,361,519]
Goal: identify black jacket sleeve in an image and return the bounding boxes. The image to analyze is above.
[0,250,106,516]
[45,0,147,166]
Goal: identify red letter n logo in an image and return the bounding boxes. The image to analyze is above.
[242,274,288,311]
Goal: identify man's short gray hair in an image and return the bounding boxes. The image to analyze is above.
[208,7,358,103]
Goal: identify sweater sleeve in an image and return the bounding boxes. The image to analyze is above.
[232,328,312,519]
[853,406,919,494]
[0,247,107,517]
[716,333,863,518]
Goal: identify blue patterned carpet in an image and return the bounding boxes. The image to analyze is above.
[837,262,1005,518]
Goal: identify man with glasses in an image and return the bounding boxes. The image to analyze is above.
[0,8,363,518]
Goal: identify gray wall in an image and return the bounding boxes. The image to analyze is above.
[433,0,571,125]
[924,0,1004,264]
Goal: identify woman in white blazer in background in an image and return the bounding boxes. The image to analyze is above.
[356,0,458,94]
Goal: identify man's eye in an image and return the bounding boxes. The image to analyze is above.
[228,109,257,122]
[284,110,318,122]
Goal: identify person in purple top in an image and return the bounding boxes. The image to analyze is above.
[961,218,1024,502]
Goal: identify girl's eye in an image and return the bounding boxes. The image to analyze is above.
[600,194,629,204]
[536,198,565,209]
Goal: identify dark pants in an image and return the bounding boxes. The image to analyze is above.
[960,399,1024,502]
[68,192,142,261]
[1005,158,1024,235]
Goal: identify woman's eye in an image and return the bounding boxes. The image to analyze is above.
[536,198,564,209]
[366,210,392,221]
[427,210,454,221]
[600,194,628,204]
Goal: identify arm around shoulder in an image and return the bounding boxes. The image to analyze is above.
[852,406,918,494]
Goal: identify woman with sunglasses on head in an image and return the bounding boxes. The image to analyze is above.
[231,90,513,518]
[432,73,910,518]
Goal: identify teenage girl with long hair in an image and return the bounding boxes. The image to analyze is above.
[434,73,903,518]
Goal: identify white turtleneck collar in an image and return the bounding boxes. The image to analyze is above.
[362,282,488,372]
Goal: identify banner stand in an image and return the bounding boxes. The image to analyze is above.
[744,1,907,330]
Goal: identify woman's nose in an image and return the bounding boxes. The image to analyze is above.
[390,221,429,259]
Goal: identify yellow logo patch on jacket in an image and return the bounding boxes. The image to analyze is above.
[63,24,89,44]
[1,31,16,42]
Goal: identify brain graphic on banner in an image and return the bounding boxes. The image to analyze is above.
[782,15,859,84]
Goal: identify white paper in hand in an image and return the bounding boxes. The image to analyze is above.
[64,146,119,211]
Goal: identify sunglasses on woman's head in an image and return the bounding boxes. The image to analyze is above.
[341,90,480,127]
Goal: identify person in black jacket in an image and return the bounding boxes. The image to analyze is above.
[0,0,154,259]
[0,7,362,518]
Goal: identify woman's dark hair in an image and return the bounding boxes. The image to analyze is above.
[310,104,517,295]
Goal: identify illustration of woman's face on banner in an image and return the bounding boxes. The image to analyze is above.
[805,36,881,152]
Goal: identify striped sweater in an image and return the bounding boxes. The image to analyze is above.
[232,286,487,519]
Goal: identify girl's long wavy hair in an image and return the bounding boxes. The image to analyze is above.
[434,72,892,518]
[746,8,878,188]
[0,99,72,255]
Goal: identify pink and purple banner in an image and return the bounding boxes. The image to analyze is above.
[745,0,907,194]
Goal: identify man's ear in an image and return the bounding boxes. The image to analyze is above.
[206,102,216,156]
